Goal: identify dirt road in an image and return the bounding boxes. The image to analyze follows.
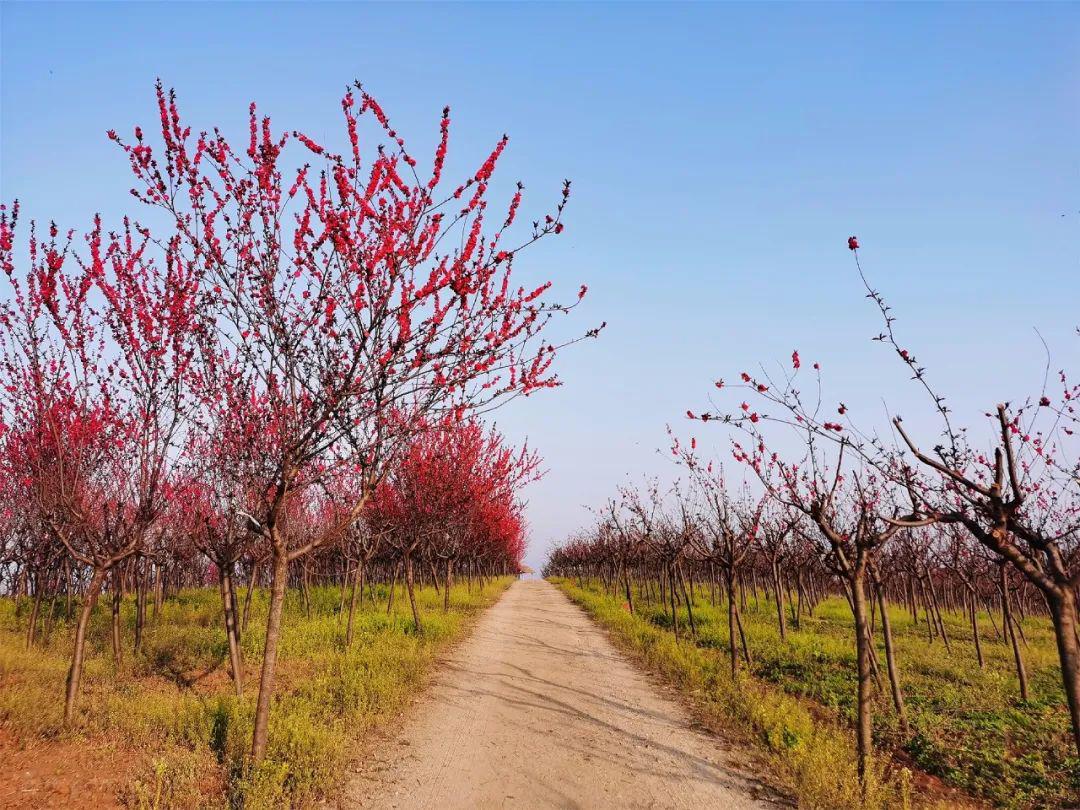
[347,579,786,809]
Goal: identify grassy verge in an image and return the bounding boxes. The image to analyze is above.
[0,576,513,808]
[551,577,898,808]
[552,577,1077,809]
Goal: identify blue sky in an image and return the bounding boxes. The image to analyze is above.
[3,3,1078,571]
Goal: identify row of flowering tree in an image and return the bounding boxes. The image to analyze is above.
[0,81,596,761]
[546,241,1079,793]
[365,415,540,631]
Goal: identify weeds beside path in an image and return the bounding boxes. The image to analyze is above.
[551,577,991,810]
[0,577,513,808]
[554,574,1080,808]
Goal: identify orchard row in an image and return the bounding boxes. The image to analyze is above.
[547,250,1080,793]
[0,83,592,761]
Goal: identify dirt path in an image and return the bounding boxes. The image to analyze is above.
[346,579,787,809]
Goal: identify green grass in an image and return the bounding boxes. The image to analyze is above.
[552,577,1079,809]
[0,576,513,808]
[551,577,899,809]
[727,595,1075,808]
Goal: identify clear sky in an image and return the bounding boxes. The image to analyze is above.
[3,2,1078,572]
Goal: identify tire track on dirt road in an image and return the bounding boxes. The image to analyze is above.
[346,578,790,809]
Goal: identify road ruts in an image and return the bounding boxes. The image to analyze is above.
[346,578,788,810]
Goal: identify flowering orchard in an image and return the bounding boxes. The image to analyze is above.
[546,240,1080,805]
[0,82,596,762]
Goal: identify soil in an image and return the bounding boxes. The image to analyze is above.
[344,578,791,809]
[0,729,130,809]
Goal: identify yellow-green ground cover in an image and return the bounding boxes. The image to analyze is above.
[552,577,1078,809]
[0,577,512,808]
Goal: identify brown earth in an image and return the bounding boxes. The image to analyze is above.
[0,729,129,809]
[344,578,790,810]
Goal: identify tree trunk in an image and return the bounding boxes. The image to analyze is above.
[25,573,42,650]
[111,570,123,668]
[64,567,107,725]
[405,555,422,634]
[678,564,696,637]
[152,563,163,620]
[623,561,635,615]
[242,560,259,634]
[1048,587,1080,757]
[229,565,241,637]
[772,563,786,641]
[795,571,805,627]
[65,564,73,621]
[44,567,62,640]
[219,564,244,697]
[668,564,679,641]
[346,563,363,647]
[387,562,400,615]
[917,579,935,643]
[443,558,453,613]
[134,559,147,655]
[930,583,951,652]
[14,568,26,613]
[300,561,311,619]
[852,566,873,788]
[251,549,289,762]
[1001,566,1029,701]
[338,562,349,616]
[875,579,908,736]
[726,566,738,678]
[735,603,752,666]
[968,591,984,669]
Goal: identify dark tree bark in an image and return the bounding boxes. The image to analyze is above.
[251,547,290,762]
[64,568,108,725]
